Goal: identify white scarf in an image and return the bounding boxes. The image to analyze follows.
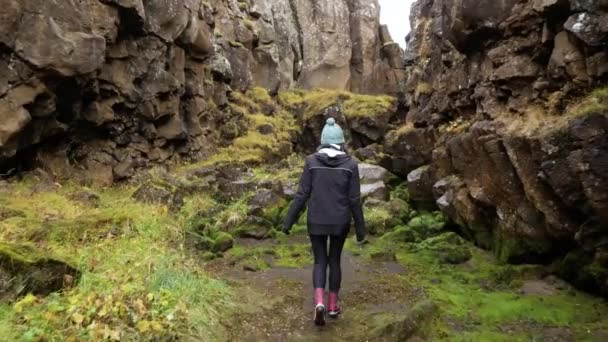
[318,144,345,158]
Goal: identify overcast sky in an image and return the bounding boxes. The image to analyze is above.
[378,0,415,48]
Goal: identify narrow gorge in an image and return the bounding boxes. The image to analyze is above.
[0,0,607,340]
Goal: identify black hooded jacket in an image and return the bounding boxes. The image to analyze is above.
[283,147,366,240]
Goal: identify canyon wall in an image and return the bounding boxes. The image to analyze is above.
[390,0,608,295]
[0,0,404,183]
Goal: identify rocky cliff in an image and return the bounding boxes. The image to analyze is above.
[391,0,608,295]
[0,0,404,183]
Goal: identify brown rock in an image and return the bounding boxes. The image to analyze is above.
[15,14,106,77]
[564,12,608,47]
[143,0,189,42]
[407,165,435,210]
[548,31,588,83]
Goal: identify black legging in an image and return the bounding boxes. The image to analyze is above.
[310,234,347,292]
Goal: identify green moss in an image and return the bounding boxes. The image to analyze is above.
[249,87,273,105]
[408,211,446,233]
[505,86,608,137]
[197,88,299,166]
[414,82,433,99]
[381,225,418,243]
[494,232,553,264]
[277,88,396,121]
[226,242,310,270]
[380,212,446,245]
[229,41,244,48]
[277,90,305,108]
[0,180,236,340]
[391,183,410,202]
[365,206,401,235]
[572,86,608,117]
[212,232,235,253]
[415,232,471,264]
[273,243,311,268]
[387,198,413,222]
[0,242,47,265]
[299,89,346,120]
[343,94,396,118]
[250,155,304,183]
[261,198,289,226]
[387,123,416,147]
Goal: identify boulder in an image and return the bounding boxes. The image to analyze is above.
[385,127,436,177]
[358,163,390,184]
[218,180,256,200]
[249,189,282,208]
[564,12,608,47]
[234,216,272,240]
[143,0,189,42]
[417,232,472,265]
[548,31,588,83]
[407,165,435,210]
[132,182,184,211]
[15,12,106,76]
[361,182,390,201]
[374,300,438,340]
[280,180,298,199]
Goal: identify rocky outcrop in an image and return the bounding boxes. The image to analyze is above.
[0,0,404,182]
[391,0,608,296]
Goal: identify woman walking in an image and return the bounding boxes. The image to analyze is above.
[282,118,367,326]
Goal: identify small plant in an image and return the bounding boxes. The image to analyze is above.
[414,82,433,98]
[343,94,396,117]
[502,86,608,137]
[385,123,415,146]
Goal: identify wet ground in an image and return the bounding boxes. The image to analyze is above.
[208,235,608,342]
[210,236,431,341]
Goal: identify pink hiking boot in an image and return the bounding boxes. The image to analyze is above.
[313,288,326,326]
[328,292,341,318]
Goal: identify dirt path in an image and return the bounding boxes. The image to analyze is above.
[211,236,429,341]
[207,234,608,342]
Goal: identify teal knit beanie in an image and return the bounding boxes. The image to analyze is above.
[320,118,345,145]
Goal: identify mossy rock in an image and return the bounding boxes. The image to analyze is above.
[493,233,554,264]
[193,227,234,253]
[132,181,184,211]
[406,211,446,240]
[366,207,402,235]
[372,300,438,340]
[0,242,79,301]
[417,232,472,264]
[212,232,235,253]
[390,183,410,202]
[233,223,270,240]
[201,251,218,261]
[381,225,419,244]
[387,198,412,222]
[558,250,608,296]
[257,197,289,225]
[381,212,446,244]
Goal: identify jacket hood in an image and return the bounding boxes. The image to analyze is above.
[314,150,351,167]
